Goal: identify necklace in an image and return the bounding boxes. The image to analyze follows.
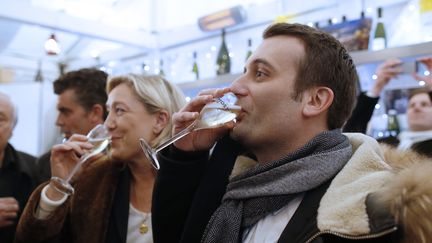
[139,213,149,234]
[130,182,152,235]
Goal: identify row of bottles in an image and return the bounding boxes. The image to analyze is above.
[149,6,398,82]
[370,109,401,139]
[215,30,253,76]
[317,7,388,52]
[155,31,253,80]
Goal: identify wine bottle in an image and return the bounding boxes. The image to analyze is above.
[245,38,253,62]
[372,7,387,51]
[216,29,231,76]
[159,59,165,76]
[387,109,400,137]
[35,61,43,82]
[142,63,149,75]
[192,51,199,80]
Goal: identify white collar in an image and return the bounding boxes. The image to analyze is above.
[398,130,432,150]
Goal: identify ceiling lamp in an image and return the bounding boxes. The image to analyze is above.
[198,5,246,31]
[44,33,61,55]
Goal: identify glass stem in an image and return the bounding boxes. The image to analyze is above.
[65,155,88,182]
[154,121,196,153]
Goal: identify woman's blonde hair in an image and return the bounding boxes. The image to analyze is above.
[107,74,186,147]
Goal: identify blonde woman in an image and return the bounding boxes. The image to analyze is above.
[15,75,185,243]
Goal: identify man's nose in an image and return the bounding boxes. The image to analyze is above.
[229,75,248,97]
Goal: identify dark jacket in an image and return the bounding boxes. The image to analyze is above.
[0,143,38,243]
[36,151,51,183]
[343,92,380,134]
[14,159,132,243]
[153,133,432,243]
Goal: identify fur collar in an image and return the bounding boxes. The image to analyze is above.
[373,144,432,243]
[229,133,432,241]
[317,133,393,235]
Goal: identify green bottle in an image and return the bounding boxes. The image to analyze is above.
[372,7,387,51]
[159,59,165,76]
[387,109,400,137]
[245,38,253,62]
[192,51,199,80]
[35,61,44,82]
[216,29,231,76]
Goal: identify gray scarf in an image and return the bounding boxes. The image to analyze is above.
[202,129,352,243]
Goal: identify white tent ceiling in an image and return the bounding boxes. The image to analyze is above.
[0,0,277,83]
[0,0,420,83]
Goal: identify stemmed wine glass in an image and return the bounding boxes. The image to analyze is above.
[50,124,111,195]
[140,92,241,170]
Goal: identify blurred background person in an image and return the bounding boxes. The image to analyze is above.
[344,57,432,157]
[0,92,38,243]
[37,68,108,182]
[397,88,432,156]
[344,58,404,133]
[15,75,185,243]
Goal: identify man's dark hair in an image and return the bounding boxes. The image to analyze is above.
[53,68,108,119]
[408,88,432,102]
[263,23,359,130]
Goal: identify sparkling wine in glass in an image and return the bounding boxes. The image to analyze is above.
[140,92,241,170]
[50,124,111,195]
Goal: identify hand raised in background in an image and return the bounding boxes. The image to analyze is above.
[369,58,403,97]
[412,57,432,88]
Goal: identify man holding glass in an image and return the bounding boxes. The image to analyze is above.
[36,68,108,182]
[152,23,432,243]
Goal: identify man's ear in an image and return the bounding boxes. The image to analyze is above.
[90,104,105,123]
[302,87,334,117]
[153,110,169,134]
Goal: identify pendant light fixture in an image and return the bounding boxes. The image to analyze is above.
[44,33,61,55]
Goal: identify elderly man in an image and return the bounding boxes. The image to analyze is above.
[0,92,38,242]
[152,23,432,243]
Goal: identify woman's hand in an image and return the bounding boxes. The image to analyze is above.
[47,134,95,200]
[50,134,94,180]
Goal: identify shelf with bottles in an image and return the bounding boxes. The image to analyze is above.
[351,41,432,65]
[178,41,432,96]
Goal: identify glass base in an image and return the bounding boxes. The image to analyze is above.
[50,176,75,195]
[139,138,160,170]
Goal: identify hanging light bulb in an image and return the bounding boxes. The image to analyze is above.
[44,33,60,55]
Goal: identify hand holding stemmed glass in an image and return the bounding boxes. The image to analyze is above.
[140,88,241,169]
[49,124,111,196]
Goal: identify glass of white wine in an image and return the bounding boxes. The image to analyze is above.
[50,124,111,195]
[140,92,241,170]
